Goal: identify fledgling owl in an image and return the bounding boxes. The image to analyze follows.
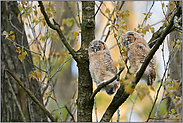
[123,31,156,85]
[88,39,118,95]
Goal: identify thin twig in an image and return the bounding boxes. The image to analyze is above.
[24,59,47,73]
[65,105,75,122]
[77,2,81,25]
[5,69,56,122]
[94,1,103,17]
[95,2,111,21]
[152,89,165,122]
[50,55,72,79]
[51,83,64,121]
[5,38,41,55]
[65,1,80,28]
[129,93,137,122]
[100,1,120,40]
[141,1,155,27]
[146,58,170,122]
[5,71,27,122]
[104,1,125,42]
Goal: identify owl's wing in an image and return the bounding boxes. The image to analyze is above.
[136,42,150,63]
[104,53,117,75]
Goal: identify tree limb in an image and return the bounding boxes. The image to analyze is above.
[90,67,125,101]
[5,69,56,122]
[38,1,78,60]
[100,7,177,122]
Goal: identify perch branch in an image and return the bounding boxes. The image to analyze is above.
[5,69,56,122]
[90,67,125,101]
[38,1,77,60]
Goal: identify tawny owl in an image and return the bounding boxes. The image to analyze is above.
[88,39,118,95]
[123,31,156,85]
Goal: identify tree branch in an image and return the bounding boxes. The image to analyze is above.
[100,8,177,122]
[38,1,78,60]
[5,69,56,122]
[90,67,125,101]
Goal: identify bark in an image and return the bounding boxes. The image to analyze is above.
[167,30,182,112]
[76,1,95,122]
[1,1,47,121]
[166,1,182,114]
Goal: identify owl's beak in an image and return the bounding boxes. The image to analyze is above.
[94,48,97,53]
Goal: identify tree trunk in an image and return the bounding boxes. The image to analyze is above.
[1,1,47,121]
[167,30,182,112]
[76,1,95,122]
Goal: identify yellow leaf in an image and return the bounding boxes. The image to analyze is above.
[10,31,14,35]
[28,34,32,39]
[8,35,15,41]
[18,13,21,23]
[177,100,182,108]
[18,51,27,62]
[18,6,23,12]
[162,3,165,8]
[137,91,145,100]
[74,32,79,39]
[16,47,21,53]
[125,84,134,94]
[150,85,155,92]
[2,31,8,36]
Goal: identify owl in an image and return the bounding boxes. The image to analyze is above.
[123,31,156,85]
[88,39,118,95]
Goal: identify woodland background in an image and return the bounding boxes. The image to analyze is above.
[1,1,182,122]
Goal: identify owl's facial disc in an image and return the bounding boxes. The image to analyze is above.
[123,34,136,46]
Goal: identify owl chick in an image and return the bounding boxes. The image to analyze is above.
[88,39,118,95]
[123,31,156,85]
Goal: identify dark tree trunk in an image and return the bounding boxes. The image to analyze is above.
[76,1,95,122]
[1,1,47,121]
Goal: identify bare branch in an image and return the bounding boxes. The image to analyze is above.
[5,69,56,122]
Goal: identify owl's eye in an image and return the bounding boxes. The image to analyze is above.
[98,45,101,48]
[128,37,132,41]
